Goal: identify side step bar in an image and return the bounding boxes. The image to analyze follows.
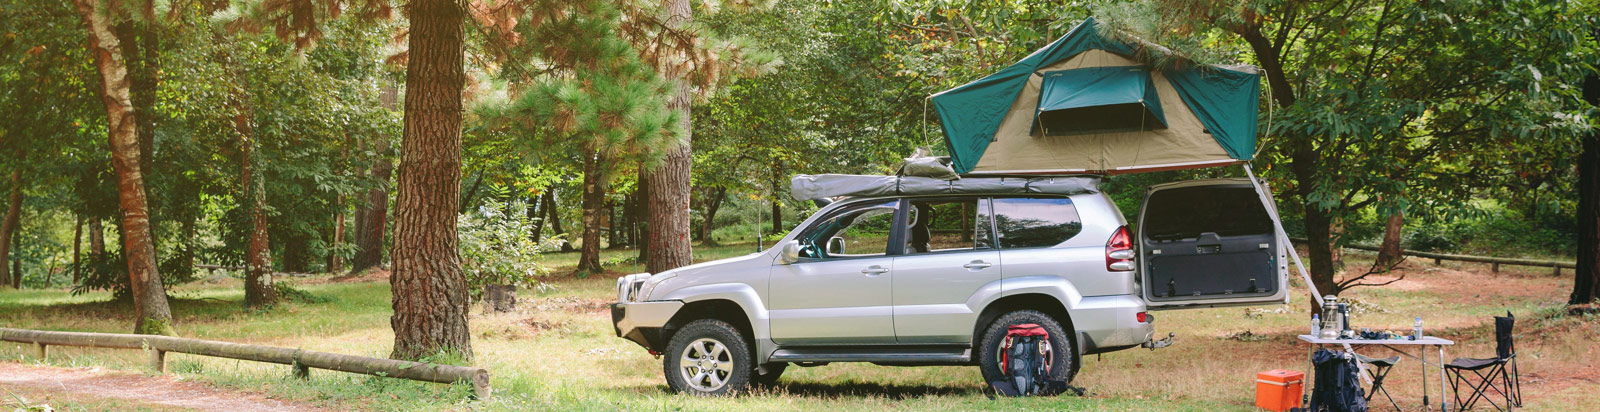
[768,346,971,364]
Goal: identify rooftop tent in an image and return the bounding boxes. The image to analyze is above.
[931,17,1261,175]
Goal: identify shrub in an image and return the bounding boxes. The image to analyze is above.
[458,200,555,301]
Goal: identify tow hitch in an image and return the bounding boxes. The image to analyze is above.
[1143,332,1175,350]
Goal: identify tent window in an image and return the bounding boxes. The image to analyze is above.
[1033,66,1168,136]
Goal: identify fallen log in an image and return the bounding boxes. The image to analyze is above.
[0,328,490,399]
[1289,238,1576,274]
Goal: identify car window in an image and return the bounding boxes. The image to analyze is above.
[904,198,993,254]
[1142,185,1272,240]
[798,200,898,259]
[992,197,1082,249]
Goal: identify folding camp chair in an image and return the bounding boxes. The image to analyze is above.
[1446,312,1522,411]
[1354,353,1402,411]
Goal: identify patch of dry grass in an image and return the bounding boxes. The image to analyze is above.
[1,244,1596,411]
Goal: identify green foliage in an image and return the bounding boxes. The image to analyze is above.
[458,200,553,299]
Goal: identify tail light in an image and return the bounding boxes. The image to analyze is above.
[1106,226,1135,271]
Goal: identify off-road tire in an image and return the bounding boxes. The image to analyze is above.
[977,310,1077,390]
[663,319,754,396]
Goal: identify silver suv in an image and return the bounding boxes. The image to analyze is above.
[611,179,1288,395]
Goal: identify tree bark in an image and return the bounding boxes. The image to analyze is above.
[114,17,158,227]
[89,218,105,262]
[577,149,606,273]
[1376,208,1405,268]
[1571,73,1600,305]
[240,116,276,308]
[643,0,695,273]
[390,0,472,362]
[73,0,174,335]
[0,168,19,289]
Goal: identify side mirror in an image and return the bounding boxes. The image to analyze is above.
[827,236,846,255]
[780,241,802,264]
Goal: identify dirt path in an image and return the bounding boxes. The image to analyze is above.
[0,362,327,412]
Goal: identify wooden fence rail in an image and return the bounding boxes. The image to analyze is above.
[0,328,490,399]
[1289,238,1576,276]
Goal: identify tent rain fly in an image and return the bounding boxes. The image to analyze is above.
[931,17,1261,175]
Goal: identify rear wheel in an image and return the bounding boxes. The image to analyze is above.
[663,319,753,396]
[977,310,1076,390]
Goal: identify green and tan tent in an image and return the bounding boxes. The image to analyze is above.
[932,17,1262,175]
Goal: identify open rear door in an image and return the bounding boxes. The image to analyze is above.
[1138,179,1289,309]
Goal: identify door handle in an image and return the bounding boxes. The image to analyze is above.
[962,260,992,270]
[861,265,888,275]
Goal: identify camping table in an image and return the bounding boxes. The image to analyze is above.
[1296,334,1455,412]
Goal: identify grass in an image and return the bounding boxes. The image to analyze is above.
[1,242,1597,411]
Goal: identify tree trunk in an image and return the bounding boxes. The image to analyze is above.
[389,0,472,362]
[114,16,159,241]
[352,150,391,273]
[530,193,547,243]
[960,201,973,242]
[634,167,650,262]
[548,191,573,252]
[1571,73,1600,305]
[459,169,484,213]
[607,197,620,249]
[1376,208,1405,268]
[72,0,174,335]
[643,0,694,273]
[240,119,276,308]
[89,218,105,262]
[329,201,345,274]
[351,90,396,274]
[698,187,726,244]
[0,168,19,289]
[11,241,18,289]
[73,215,83,284]
[577,148,606,273]
[770,200,783,235]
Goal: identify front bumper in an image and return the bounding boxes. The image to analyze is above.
[610,300,684,352]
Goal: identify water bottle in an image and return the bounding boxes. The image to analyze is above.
[1413,317,1423,340]
[1311,314,1321,337]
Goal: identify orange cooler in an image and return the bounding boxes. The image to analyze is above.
[1254,369,1304,411]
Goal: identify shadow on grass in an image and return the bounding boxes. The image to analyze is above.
[1,296,247,327]
[763,380,983,399]
[615,380,981,399]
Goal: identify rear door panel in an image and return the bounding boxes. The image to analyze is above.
[1139,179,1288,309]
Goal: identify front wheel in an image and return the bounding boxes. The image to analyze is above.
[663,319,753,396]
[977,310,1076,391]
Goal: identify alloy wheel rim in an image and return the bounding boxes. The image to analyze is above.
[679,338,733,391]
